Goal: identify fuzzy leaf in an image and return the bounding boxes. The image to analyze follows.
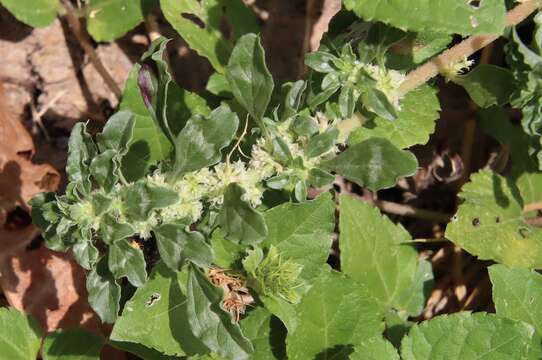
[109,239,148,287]
[489,264,542,334]
[239,308,286,360]
[226,34,274,122]
[323,137,418,191]
[349,85,440,149]
[72,237,99,270]
[286,268,383,360]
[219,183,268,245]
[173,105,238,176]
[86,258,121,323]
[121,181,179,221]
[43,328,104,360]
[0,307,43,360]
[110,263,208,357]
[343,0,506,36]
[351,337,399,360]
[86,0,150,42]
[66,123,97,195]
[446,170,542,268]
[454,65,515,108]
[89,150,118,192]
[99,214,135,244]
[186,265,254,359]
[305,128,338,158]
[97,110,135,154]
[0,0,58,27]
[400,312,542,360]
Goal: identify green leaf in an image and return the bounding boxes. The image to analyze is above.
[72,237,99,270]
[186,265,254,359]
[97,110,135,154]
[305,127,338,158]
[343,0,506,36]
[109,340,178,360]
[339,195,428,316]
[282,80,307,120]
[120,64,172,180]
[66,122,97,195]
[489,264,542,335]
[446,170,542,268]
[361,87,398,121]
[226,34,274,123]
[43,328,104,360]
[263,192,334,281]
[86,258,121,323]
[86,0,149,42]
[349,85,440,149]
[154,224,214,271]
[121,181,179,221]
[393,258,434,317]
[110,263,208,357]
[453,65,515,108]
[160,0,231,72]
[0,0,58,27]
[517,172,542,208]
[307,168,335,188]
[400,312,542,360]
[239,308,286,360]
[210,229,245,268]
[0,307,42,360]
[173,105,239,177]
[323,138,418,191]
[286,268,383,360]
[99,214,135,244]
[219,183,268,245]
[350,337,400,360]
[90,150,118,192]
[109,239,148,287]
[305,51,339,73]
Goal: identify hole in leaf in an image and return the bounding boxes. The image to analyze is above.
[145,292,161,308]
[495,216,500,223]
[471,218,480,227]
[468,0,482,9]
[181,12,206,29]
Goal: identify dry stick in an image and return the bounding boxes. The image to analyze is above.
[399,0,541,95]
[372,199,452,223]
[61,0,122,99]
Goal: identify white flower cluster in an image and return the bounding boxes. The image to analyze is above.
[364,64,406,109]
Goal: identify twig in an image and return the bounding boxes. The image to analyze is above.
[399,0,541,94]
[524,201,542,213]
[61,0,122,99]
[373,199,453,223]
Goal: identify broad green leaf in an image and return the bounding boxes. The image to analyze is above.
[339,195,425,316]
[219,183,268,245]
[154,224,214,271]
[361,87,398,121]
[0,307,42,360]
[349,85,440,149]
[110,263,208,357]
[517,172,542,208]
[72,237,99,270]
[186,265,254,359]
[239,308,286,360]
[0,0,58,27]
[160,0,231,72]
[43,328,104,360]
[453,65,515,108]
[86,258,121,323]
[90,150,118,192]
[109,340,178,360]
[393,258,433,317]
[400,312,542,360]
[120,64,172,180]
[263,192,334,280]
[351,337,400,360]
[210,228,245,268]
[173,105,239,177]
[97,110,135,154]
[286,268,383,360]
[66,123,97,195]
[86,0,150,42]
[388,32,452,70]
[99,214,135,244]
[322,137,418,191]
[121,181,179,221]
[206,73,232,97]
[489,264,542,334]
[446,170,542,268]
[109,239,147,287]
[343,0,506,36]
[305,127,338,158]
[226,34,274,123]
[305,51,339,73]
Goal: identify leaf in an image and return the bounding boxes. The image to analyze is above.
[86,257,121,324]
[343,0,506,36]
[89,150,118,192]
[0,0,58,27]
[305,51,339,73]
[517,172,542,208]
[97,110,135,154]
[446,170,542,268]
[160,0,231,72]
[263,192,335,281]
[339,195,427,316]
[322,137,418,191]
[226,34,274,122]
[0,307,42,360]
[110,263,208,357]
[186,265,254,359]
[108,239,148,287]
[361,87,398,121]
[305,127,338,158]
[239,308,286,360]
[219,183,268,245]
[121,181,179,221]
[349,85,440,149]
[400,312,542,360]
[489,264,542,335]
[154,224,214,271]
[72,237,99,270]
[173,105,239,177]
[66,123,97,195]
[350,337,399,360]
[393,258,434,317]
[43,328,104,360]
[210,229,245,268]
[109,340,177,360]
[453,65,515,108]
[99,214,135,244]
[86,0,150,42]
[286,268,384,360]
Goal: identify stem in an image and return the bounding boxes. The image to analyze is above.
[524,201,542,213]
[399,0,541,94]
[61,0,122,99]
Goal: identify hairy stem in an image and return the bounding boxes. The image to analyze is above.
[399,0,541,94]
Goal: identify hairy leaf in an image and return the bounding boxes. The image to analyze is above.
[351,337,399,360]
[240,308,286,360]
[43,328,104,360]
[0,307,43,360]
[86,258,121,323]
[109,239,148,287]
[121,181,179,221]
[453,65,515,108]
[66,123,97,196]
[97,110,135,154]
